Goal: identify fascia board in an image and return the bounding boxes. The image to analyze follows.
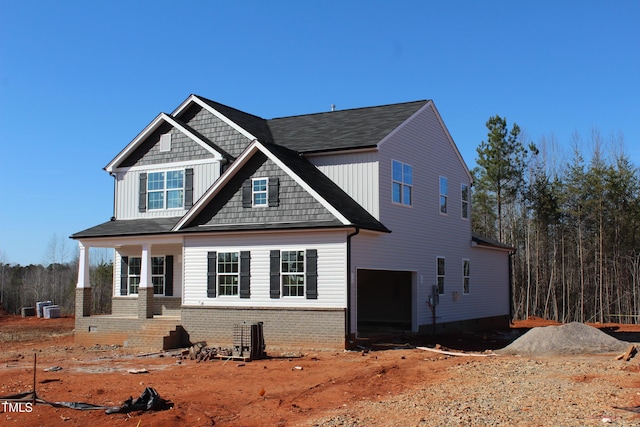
[376,101,473,185]
[190,95,257,142]
[104,112,224,173]
[104,113,165,172]
[428,101,474,184]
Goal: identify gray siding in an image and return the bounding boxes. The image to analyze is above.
[190,153,337,227]
[120,123,216,168]
[178,104,252,158]
[349,103,507,333]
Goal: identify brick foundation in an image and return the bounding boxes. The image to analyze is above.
[180,306,346,351]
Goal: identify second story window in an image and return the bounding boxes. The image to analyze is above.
[148,170,184,210]
[392,160,412,206]
[461,184,469,219]
[439,176,448,214]
[252,178,268,207]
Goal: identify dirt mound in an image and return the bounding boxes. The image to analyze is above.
[497,322,630,356]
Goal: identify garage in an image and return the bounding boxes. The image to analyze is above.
[356,269,413,333]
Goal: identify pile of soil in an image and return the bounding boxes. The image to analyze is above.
[497,322,631,356]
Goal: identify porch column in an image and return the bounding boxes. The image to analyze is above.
[75,242,92,317]
[138,244,154,319]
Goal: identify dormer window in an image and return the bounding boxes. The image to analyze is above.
[252,178,268,207]
[148,170,184,210]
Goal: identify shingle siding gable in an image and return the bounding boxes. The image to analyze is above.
[176,104,252,158]
[188,153,336,228]
[119,122,215,168]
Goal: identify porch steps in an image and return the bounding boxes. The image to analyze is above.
[126,318,190,351]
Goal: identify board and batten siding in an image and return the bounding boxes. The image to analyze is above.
[183,230,348,309]
[309,151,380,219]
[348,103,504,333]
[114,161,220,219]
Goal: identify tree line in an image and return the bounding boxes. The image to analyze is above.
[473,117,640,324]
[0,239,113,315]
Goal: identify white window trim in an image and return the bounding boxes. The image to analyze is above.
[436,256,445,295]
[151,256,165,295]
[217,251,240,297]
[439,176,448,215]
[148,169,185,211]
[463,259,470,294]
[281,250,305,297]
[391,159,413,207]
[461,183,470,220]
[252,177,269,208]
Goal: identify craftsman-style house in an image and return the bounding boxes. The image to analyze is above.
[71,95,512,350]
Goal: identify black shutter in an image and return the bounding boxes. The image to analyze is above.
[207,252,217,298]
[139,173,147,212]
[184,168,194,209]
[269,250,280,298]
[268,177,279,207]
[239,251,251,299]
[165,255,174,296]
[242,180,252,208]
[120,256,129,296]
[306,249,318,299]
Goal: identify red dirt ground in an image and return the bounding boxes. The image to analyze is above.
[1,314,640,426]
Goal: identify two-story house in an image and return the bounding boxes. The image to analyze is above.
[71,95,513,351]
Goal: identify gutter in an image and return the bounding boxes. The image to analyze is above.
[110,173,117,221]
[345,226,360,347]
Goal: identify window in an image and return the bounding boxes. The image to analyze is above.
[461,184,469,219]
[252,178,268,207]
[437,257,445,294]
[121,255,173,296]
[463,259,470,294]
[151,257,165,295]
[148,170,184,210]
[217,252,239,296]
[128,257,141,295]
[439,176,448,214]
[127,256,166,295]
[282,250,305,296]
[392,160,412,206]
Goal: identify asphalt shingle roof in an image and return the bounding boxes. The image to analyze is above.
[267,100,428,153]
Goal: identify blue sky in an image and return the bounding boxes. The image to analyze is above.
[1,1,638,266]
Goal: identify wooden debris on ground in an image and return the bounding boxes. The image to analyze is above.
[417,345,498,357]
[616,345,637,361]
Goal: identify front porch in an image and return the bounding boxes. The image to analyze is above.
[74,240,188,350]
[74,312,188,351]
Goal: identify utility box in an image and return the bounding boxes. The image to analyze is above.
[43,305,61,319]
[21,307,36,317]
[36,301,53,318]
[233,322,266,360]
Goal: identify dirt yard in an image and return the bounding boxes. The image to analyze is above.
[2,315,640,426]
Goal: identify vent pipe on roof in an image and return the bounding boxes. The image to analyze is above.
[330,104,336,112]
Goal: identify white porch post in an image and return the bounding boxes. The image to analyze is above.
[76,242,92,317]
[138,244,154,319]
[140,244,152,289]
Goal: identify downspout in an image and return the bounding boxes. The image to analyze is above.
[345,226,360,348]
[109,172,117,221]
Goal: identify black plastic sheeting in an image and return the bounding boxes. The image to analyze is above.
[0,387,172,414]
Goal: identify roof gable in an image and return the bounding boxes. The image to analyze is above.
[175,141,388,233]
[105,113,226,172]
